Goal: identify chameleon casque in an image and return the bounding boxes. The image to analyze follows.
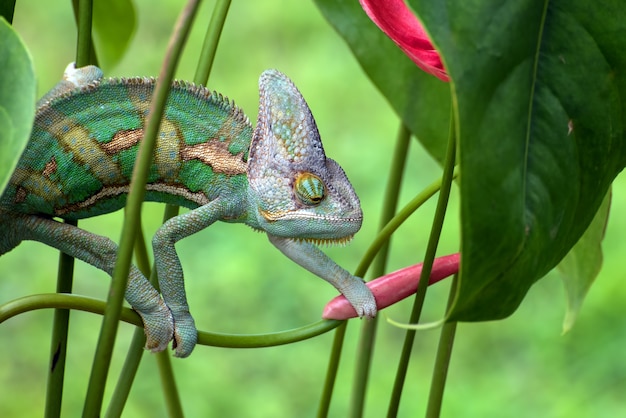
[0,64,377,357]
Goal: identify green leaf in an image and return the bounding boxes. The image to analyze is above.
[409,0,626,320]
[558,191,610,333]
[92,0,136,68]
[313,0,451,163]
[0,17,35,195]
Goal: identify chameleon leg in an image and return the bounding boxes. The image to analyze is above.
[4,214,174,353]
[268,234,378,318]
[151,199,230,358]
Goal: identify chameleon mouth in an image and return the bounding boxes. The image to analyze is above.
[301,235,354,247]
[259,208,361,224]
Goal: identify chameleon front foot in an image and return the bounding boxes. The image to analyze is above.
[171,312,198,358]
[342,278,378,319]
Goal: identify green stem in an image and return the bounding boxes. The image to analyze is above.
[108,0,232,410]
[152,206,184,418]
[45,235,76,418]
[317,322,347,418]
[0,294,144,327]
[0,292,344,347]
[349,124,411,417]
[46,1,94,415]
[150,0,233,415]
[194,0,231,84]
[356,167,457,278]
[425,274,458,418]
[74,0,93,67]
[104,337,145,418]
[387,111,457,417]
[104,227,151,418]
[82,1,201,416]
[155,351,184,417]
[147,0,233,412]
[317,148,457,417]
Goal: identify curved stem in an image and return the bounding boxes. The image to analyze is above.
[0,293,342,348]
[356,167,458,278]
[0,294,143,327]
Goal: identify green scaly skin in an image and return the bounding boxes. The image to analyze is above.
[0,63,377,357]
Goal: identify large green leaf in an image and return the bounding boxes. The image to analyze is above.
[313,0,450,163]
[0,18,35,195]
[93,0,136,68]
[409,0,626,320]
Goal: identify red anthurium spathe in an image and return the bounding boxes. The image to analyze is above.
[360,0,448,81]
[323,253,459,320]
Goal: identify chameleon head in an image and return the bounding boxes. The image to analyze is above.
[247,69,363,243]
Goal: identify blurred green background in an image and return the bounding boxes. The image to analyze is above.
[2,0,625,416]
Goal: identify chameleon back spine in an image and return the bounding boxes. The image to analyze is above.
[1,78,253,220]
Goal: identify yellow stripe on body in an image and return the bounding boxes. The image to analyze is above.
[44,107,123,184]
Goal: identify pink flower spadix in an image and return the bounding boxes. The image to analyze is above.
[360,0,448,81]
[323,253,459,320]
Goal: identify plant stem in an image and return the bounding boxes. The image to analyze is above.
[317,322,347,417]
[355,167,458,277]
[45,239,76,418]
[74,0,93,66]
[0,292,346,347]
[104,227,151,418]
[194,0,231,85]
[425,274,458,417]
[104,336,145,418]
[153,0,234,414]
[107,0,232,412]
[349,124,411,417]
[152,206,184,418]
[387,111,456,417]
[156,349,184,418]
[82,1,201,416]
[45,1,93,415]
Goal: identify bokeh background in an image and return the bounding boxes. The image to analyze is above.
[2,0,625,416]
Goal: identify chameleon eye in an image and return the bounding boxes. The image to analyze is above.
[294,173,326,206]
